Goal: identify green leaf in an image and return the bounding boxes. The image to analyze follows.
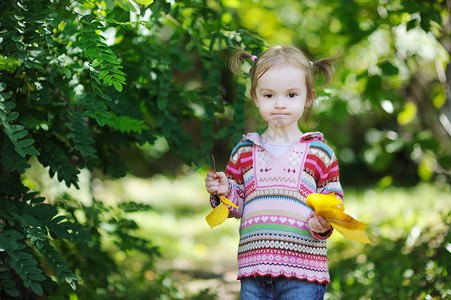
[112,74,126,82]
[365,75,382,94]
[113,81,123,92]
[102,55,121,65]
[103,74,113,84]
[5,287,19,297]
[7,111,19,121]
[3,101,16,109]
[0,92,12,100]
[380,61,399,76]
[61,67,71,78]
[157,97,167,110]
[23,147,40,156]
[106,0,115,10]
[14,145,26,157]
[18,138,35,148]
[109,69,125,76]
[125,0,141,13]
[85,46,98,58]
[13,130,28,139]
[0,82,6,92]
[92,58,103,68]
[45,36,54,46]
[22,191,39,201]
[10,124,25,132]
[29,273,46,281]
[99,69,109,79]
[11,33,21,42]
[30,281,43,296]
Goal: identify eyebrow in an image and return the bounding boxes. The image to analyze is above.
[258,88,302,92]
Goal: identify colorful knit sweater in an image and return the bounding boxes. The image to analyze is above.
[210,132,343,284]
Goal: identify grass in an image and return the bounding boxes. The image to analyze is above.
[26,161,451,299]
[92,170,451,299]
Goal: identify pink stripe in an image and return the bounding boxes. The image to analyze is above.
[306,159,337,179]
[240,254,328,270]
[329,165,339,173]
[238,269,330,284]
[300,183,316,195]
[239,249,328,262]
[241,156,253,163]
[244,198,312,217]
[240,215,309,230]
[226,164,241,175]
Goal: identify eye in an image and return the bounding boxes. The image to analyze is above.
[288,92,297,98]
[263,93,273,99]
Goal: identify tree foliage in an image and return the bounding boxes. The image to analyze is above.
[224,0,451,186]
[1,0,450,298]
[0,0,263,298]
[329,211,451,299]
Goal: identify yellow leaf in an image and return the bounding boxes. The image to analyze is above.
[397,102,417,125]
[205,202,229,229]
[306,193,375,245]
[219,196,238,208]
[318,209,367,231]
[134,0,154,5]
[332,223,375,245]
[306,193,344,212]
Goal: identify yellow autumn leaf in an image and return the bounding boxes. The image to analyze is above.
[306,193,374,245]
[205,202,229,229]
[219,196,239,208]
[332,223,375,245]
[317,209,367,231]
[205,196,239,229]
[306,193,344,212]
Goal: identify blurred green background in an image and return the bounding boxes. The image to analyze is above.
[1,0,450,299]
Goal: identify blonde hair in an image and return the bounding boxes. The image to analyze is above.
[229,45,338,126]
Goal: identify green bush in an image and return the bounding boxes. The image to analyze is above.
[0,0,263,298]
[328,212,450,299]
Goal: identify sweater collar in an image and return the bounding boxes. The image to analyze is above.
[243,131,324,146]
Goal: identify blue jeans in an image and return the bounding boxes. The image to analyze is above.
[240,275,327,300]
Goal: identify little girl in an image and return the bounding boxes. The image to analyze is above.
[205,45,343,299]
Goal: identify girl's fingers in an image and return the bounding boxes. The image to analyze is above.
[205,171,228,196]
[309,214,330,233]
[205,171,221,194]
[308,216,319,231]
[206,171,217,179]
[317,216,331,229]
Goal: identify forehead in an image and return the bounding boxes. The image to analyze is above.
[256,63,307,89]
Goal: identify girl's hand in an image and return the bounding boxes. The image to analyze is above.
[308,212,331,234]
[205,171,228,196]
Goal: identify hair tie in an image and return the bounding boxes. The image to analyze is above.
[251,55,258,62]
[310,61,314,67]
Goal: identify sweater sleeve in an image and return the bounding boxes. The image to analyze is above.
[209,140,248,219]
[307,141,344,239]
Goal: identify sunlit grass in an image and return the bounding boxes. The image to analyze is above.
[96,172,238,264]
[25,160,451,299]
[94,171,450,276]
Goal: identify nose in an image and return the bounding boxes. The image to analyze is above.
[274,96,286,109]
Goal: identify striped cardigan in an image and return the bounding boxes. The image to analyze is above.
[210,132,343,283]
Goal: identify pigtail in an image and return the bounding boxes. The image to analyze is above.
[311,55,340,87]
[228,47,253,76]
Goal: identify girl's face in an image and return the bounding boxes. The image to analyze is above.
[253,63,314,132]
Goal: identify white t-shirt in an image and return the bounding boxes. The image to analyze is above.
[263,142,293,157]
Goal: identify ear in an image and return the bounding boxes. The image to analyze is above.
[253,98,259,107]
[306,89,316,107]
[251,92,259,107]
